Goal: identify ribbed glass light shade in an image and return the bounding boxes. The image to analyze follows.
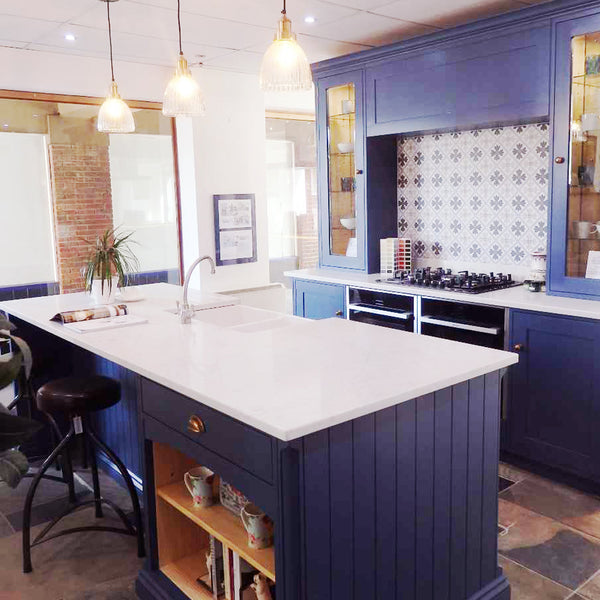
[163,55,206,117]
[260,15,312,92]
[97,81,135,133]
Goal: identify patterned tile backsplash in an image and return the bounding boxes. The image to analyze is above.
[397,123,550,277]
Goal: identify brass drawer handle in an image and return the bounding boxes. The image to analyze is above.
[513,343,525,352]
[335,310,343,316]
[187,415,206,434]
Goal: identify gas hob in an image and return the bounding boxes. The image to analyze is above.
[379,268,522,294]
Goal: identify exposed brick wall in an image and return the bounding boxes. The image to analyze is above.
[48,145,113,293]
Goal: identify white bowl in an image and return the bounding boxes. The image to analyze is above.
[340,217,357,230]
[337,142,354,154]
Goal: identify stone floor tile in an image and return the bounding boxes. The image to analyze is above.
[0,510,142,599]
[0,472,87,514]
[499,555,572,600]
[498,499,600,589]
[499,462,532,484]
[0,512,15,538]
[500,477,600,541]
[6,491,91,531]
[577,570,600,599]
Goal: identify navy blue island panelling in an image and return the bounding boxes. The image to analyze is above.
[137,371,508,600]
[285,372,507,600]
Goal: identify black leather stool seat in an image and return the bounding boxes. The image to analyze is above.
[36,376,120,414]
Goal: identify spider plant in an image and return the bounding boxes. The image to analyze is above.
[83,227,139,293]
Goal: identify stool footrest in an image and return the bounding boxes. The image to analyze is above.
[31,525,136,548]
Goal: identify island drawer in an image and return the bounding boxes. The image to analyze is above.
[141,378,274,483]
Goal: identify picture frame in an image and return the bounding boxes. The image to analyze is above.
[213,194,257,266]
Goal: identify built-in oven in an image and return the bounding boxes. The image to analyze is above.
[419,297,506,350]
[348,287,415,332]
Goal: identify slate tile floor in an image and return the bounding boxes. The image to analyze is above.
[2,461,600,598]
[498,463,600,599]
[0,466,141,600]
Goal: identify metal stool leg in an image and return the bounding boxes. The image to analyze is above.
[86,425,145,558]
[22,426,75,573]
[43,411,76,504]
[86,427,103,519]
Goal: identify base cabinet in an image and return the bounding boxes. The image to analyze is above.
[293,279,346,319]
[137,374,508,600]
[505,310,600,482]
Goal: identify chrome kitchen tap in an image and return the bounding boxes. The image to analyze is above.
[179,255,216,324]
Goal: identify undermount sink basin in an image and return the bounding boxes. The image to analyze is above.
[191,304,298,333]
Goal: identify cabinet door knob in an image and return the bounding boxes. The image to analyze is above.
[335,310,343,316]
[187,415,206,434]
[554,156,565,164]
[513,343,525,352]
[356,169,363,175]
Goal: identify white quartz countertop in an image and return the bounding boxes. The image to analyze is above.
[0,283,517,441]
[286,268,600,320]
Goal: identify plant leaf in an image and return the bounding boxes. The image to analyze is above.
[10,335,32,379]
[0,411,43,452]
[0,316,15,332]
[0,352,22,391]
[0,449,29,488]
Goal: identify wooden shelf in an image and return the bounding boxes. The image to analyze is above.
[157,481,276,582]
[161,552,213,600]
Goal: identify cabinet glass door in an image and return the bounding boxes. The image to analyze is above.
[550,15,600,298]
[567,32,600,278]
[317,71,365,270]
[327,83,357,258]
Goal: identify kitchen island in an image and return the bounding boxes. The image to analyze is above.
[1,283,518,600]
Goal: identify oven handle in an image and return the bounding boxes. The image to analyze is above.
[348,303,413,320]
[420,315,501,335]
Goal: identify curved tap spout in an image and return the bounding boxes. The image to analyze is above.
[180,256,216,324]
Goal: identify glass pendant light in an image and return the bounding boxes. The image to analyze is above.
[97,0,135,133]
[163,0,205,117]
[260,0,312,92]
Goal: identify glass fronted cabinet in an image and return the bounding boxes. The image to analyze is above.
[317,71,366,270]
[550,14,600,297]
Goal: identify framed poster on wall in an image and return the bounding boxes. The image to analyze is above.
[213,194,257,266]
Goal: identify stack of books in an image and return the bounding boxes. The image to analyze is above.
[197,536,275,599]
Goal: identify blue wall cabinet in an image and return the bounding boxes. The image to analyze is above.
[315,71,398,273]
[549,12,600,298]
[365,24,551,136]
[293,279,346,319]
[506,310,600,482]
[317,71,367,270]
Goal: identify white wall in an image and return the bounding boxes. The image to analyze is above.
[0,132,55,285]
[177,68,270,294]
[0,47,277,294]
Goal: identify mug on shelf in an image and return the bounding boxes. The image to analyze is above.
[240,503,274,549]
[571,220,597,240]
[184,466,215,508]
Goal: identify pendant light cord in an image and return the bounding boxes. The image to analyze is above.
[106,0,115,82]
[282,0,286,15]
[177,0,183,55]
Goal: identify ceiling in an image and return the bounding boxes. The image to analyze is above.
[0,0,549,75]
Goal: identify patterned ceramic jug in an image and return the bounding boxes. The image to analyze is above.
[240,503,274,549]
[184,466,215,508]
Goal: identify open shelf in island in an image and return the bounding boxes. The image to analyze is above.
[157,481,276,582]
[161,552,214,600]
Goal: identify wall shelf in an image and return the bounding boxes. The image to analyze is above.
[157,481,276,582]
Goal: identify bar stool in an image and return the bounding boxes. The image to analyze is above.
[22,375,145,573]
